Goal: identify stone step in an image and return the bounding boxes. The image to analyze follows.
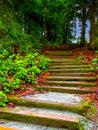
[42,86,95,94]
[50,59,83,63]
[8,96,93,115]
[46,56,74,58]
[0,126,18,130]
[45,51,72,56]
[49,65,92,69]
[44,81,96,87]
[0,120,69,130]
[51,72,96,77]
[0,106,83,130]
[48,69,94,73]
[47,76,96,81]
[50,62,89,65]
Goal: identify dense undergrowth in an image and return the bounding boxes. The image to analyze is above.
[0,50,50,106]
[0,2,48,106]
[0,2,50,104]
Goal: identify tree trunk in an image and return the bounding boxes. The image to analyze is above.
[80,3,86,46]
[42,0,47,44]
[89,0,96,49]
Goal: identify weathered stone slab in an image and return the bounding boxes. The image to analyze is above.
[0,107,84,130]
[44,81,96,87]
[42,86,95,94]
[48,68,94,73]
[51,72,95,76]
[45,51,72,56]
[49,65,92,69]
[8,97,94,116]
[47,76,96,81]
[50,59,83,63]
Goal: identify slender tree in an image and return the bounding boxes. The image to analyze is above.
[89,0,96,49]
[80,1,86,46]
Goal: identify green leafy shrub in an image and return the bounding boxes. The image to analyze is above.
[37,55,51,72]
[0,50,50,94]
[92,58,98,70]
[0,91,8,107]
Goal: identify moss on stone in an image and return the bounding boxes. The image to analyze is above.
[44,81,96,87]
[43,86,95,94]
[47,76,96,81]
[8,97,96,117]
[0,108,84,130]
[49,65,92,69]
[45,51,72,56]
[49,69,94,73]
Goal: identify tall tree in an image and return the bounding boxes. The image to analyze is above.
[89,0,96,49]
[42,0,47,44]
[74,0,88,46]
[80,0,86,46]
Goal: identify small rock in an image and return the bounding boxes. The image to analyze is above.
[8,103,15,108]
[0,119,5,124]
[78,86,84,89]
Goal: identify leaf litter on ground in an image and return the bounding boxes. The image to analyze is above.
[72,46,98,108]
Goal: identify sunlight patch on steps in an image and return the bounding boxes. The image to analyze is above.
[21,92,82,104]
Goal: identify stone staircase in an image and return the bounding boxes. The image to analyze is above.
[0,51,97,130]
[43,51,96,93]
